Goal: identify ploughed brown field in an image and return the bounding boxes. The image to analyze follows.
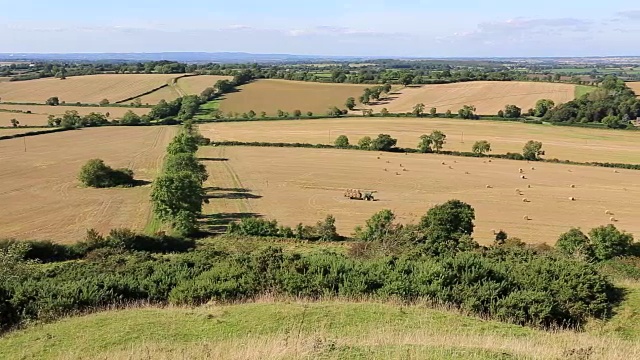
[369,81,576,115]
[0,126,176,243]
[136,75,232,104]
[218,79,370,116]
[200,146,640,245]
[200,117,640,164]
[0,74,179,104]
[0,105,150,126]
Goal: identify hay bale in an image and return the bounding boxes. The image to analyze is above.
[605,210,613,215]
[569,197,576,201]
[521,175,527,179]
[522,198,529,203]
[570,184,576,188]
[531,167,535,170]
[519,168,524,173]
[614,170,620,173]
[523,215,530,221]
[486,185,493,189]
[527,185,531,188]
[610,217,618,222]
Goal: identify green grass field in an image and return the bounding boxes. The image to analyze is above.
[575,84,598,98]
[2,290,640,360]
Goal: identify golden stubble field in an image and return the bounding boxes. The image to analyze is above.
[136,75,233,104]
[200,146,640,245]
[628,82,640,96]
[0,126,176,242]
[0,105,150,126]
[0,74,180,104]
[369,81,576,115]
[201,118,640,164]
[218,79,370,115]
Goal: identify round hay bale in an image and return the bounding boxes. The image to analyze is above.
[527,185,532,188]
[523,215,530,220]
[521,175,526,179]
[605,210,613,215]
[610,217,617,222]
[486,185,492,189]
[522,198,529,203]
[570,184,576,188]
[569,197,576,201]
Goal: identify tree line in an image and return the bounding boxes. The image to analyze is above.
[151,121,209,235]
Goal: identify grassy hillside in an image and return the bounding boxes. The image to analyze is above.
[1,293,640,360]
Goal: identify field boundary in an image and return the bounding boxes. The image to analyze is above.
[210,140,640,170]
[120,74,200,104]
[0,127,76,141]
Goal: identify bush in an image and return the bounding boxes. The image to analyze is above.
[78,159,136,188]
[370,134,397,151]
[334,135,350,149]
[589,225,634,261]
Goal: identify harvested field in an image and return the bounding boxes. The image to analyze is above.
[200,146,640,245]
[627,82,640,96]
[0,111,49,127]
[369,81,576,115]
[0,77,10,82]
[0,126,176,243]
[0,105,150,126]
[218,79,369,116]
[0,128,49,136]
[176,75,233,95]
[0,74,179,104]
[136,86,182,105]
[201,117,640,164]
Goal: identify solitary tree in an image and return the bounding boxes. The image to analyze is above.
[412,103,425,117]
[472,140,491,155]
[534,99,555,117]
[334,135,350,149]
[370,134,398,151]
[99,99,110,106]
[10,119,19,127]
[247,110,257,119]
[429,130,447,152]
[358,136,372,150]
[503,104,522,118]
[293,109,302,118]
[46,97,60,106]
[445,109,453,118]
[522,140,544,161]
[345,97,356,110]
[430,107,437,117]
[458,105,476,119]
[417,134,433,153]
[380,108,389,117]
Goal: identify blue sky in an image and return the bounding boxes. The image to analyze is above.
[2,0,640,56]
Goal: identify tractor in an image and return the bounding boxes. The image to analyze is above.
[344,189,376,201]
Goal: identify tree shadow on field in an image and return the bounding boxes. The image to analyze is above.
[206,192,263,200]
[197,212,262,235]
[128,179,152,187]
[199,157,229,162]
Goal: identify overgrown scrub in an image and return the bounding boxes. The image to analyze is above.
[0,241,619,332]
[78,159,136,188]
[227,215,340,241]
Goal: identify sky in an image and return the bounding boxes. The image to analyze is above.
[1,0,640,57]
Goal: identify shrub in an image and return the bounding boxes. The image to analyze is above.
[334,135,350,149]
[358,136,372,150]
[556,228,592,258]
[370,134,397,151]
[227,218,280,237]
[78,159,136,188]
[589,225,634,261]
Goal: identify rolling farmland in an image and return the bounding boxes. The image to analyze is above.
[369,81,576,115]
[0,74,180,104]
[200,117,640,164]
[628,81,640,96]
[0,126,175,242]
[200,146,640,245]
[218,79,369,115]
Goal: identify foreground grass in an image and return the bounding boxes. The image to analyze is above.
[1,299,639,360]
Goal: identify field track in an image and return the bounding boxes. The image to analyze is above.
[200,146,640,245]
[369,81,576,115]
[0,126,176,243]
[0,74,180,104]
[200,117,640,164]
